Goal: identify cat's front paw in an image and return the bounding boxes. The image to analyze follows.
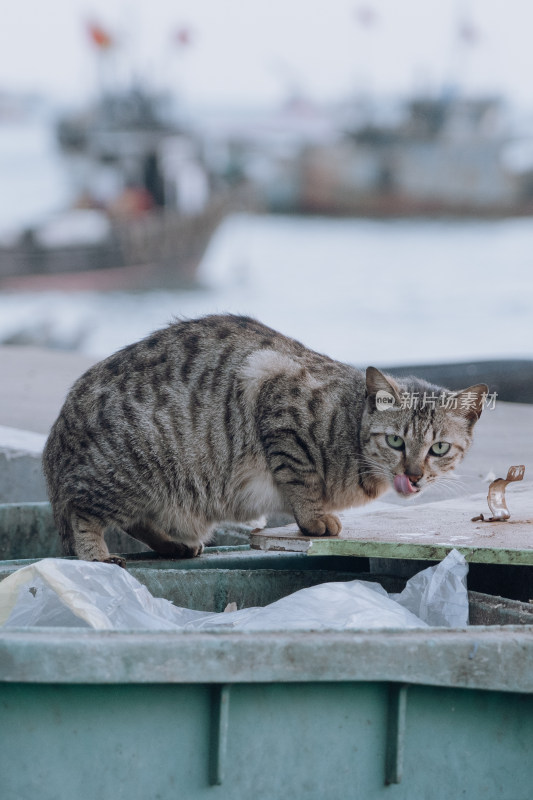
[298,514,342,537]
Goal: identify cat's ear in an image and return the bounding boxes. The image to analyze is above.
[365,367,401,410]
[453,384,489,423]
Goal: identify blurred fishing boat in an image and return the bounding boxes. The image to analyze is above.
[0,19,257,292]
[0,191,250,292]
[0,86,255,291]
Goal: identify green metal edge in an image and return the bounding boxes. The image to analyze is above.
[307,538,533,565]
[1,627,533,694]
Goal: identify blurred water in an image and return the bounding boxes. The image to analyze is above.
[1,212,532,365]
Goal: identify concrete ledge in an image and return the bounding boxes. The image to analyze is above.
[383,359,533,404]
[0,426,48,504]
[0,345,96,434]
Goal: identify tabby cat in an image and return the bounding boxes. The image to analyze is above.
[43,314,487,565]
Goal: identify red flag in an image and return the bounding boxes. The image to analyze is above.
[87,21,114,50]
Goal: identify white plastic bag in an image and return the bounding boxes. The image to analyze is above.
[183,579,428,631]
[0,549,469,631]
[392,549,469,627]
[0,559,205,630]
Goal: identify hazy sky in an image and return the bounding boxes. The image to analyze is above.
[0,1,532,110]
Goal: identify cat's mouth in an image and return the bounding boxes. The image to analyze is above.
[393,474,421,496]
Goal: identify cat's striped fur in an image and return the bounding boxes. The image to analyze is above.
[43,314,487,565]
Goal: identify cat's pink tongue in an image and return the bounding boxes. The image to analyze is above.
[394,474,417,495]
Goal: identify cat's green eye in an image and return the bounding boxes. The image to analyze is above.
[386,434,405,450]
[430,442,451,457]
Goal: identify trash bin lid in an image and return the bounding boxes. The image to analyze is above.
[251,481,533,566]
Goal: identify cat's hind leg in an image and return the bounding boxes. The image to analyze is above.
[70,512,126,567]
[124,518,207,559]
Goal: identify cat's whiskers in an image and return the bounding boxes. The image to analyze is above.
[359,469,390,479]
[358,455,392,476]
[431,483,456,498]
[431,475,470,498]
[437,475,469,491]
[358,460,390,473]
[358,463,391,480]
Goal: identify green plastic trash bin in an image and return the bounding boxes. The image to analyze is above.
[0,502,532,800]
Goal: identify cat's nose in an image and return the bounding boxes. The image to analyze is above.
[406,473,422,485]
